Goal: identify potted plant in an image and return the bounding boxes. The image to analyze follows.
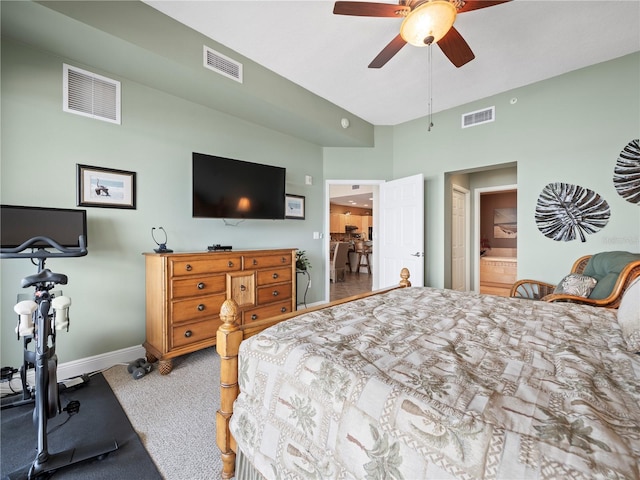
[296,250,312,271]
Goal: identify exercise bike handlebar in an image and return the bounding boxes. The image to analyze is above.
[0,235,87,259]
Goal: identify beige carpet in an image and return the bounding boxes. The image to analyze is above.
[102,347,222,480]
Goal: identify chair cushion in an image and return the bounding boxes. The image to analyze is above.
[617,277,640,352]
[582,251,640,299]
[553,273,598,297]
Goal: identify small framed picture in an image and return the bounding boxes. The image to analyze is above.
[285,194,305,220]
[77,164,136,209]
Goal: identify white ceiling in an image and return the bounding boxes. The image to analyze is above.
[145,0,640,126]
[330,184,376,207]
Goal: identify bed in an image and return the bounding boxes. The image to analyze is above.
[216,269,640,479]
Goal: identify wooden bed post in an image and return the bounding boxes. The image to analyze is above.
[399,267,411,287]
[216,299,242,479]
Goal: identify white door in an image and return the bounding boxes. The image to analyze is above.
[378,174,425,287]
[451,186,469,291]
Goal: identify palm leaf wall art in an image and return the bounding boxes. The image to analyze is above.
[613,138,640,205]
[535,182,610,242]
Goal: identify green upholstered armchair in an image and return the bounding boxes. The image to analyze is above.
[510,251,640,309]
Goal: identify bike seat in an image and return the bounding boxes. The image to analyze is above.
[21,269,68,288]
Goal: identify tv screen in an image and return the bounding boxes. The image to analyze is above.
[0,205,87,249]
[192,152,286,220]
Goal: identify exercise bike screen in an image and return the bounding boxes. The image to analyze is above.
[0,205,87,248]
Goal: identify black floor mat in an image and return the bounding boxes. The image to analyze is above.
[1,373,162,480]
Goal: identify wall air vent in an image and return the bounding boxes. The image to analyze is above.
[461,106,495,128]
[203,46,243,83]
[63,64,120,124]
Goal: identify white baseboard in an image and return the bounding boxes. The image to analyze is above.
[296,300,325,310]
[1,345,146,397]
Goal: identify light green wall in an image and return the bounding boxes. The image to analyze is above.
[1,38,327,366]
[1,0,374,148]
[326,53,640,288]
[324,126,395,180]
[419,52,640,286]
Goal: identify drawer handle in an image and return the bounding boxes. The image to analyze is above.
[253,259,258,266]
[281,257,286,263]
[281,307,287,313]
[272,290,279,297]
[251,314,257,320]
[228,261,234,268]
[184,330,192,338]
[185,264,192,272]
[197,304,205,311]
[272,273,279,279]
[197,282,205,290]
[240,285,246,292]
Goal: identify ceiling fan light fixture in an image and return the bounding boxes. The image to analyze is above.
[400,1,457,47]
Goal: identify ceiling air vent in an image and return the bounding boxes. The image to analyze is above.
[461,106,495,129]
[203,46,243,83]
[63,64,120,124]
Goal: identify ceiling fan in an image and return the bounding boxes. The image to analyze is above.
[333,0,511,68]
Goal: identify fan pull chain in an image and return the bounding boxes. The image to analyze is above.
[427,45,434,131]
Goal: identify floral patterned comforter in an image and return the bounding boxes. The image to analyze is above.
[230,287,640,479]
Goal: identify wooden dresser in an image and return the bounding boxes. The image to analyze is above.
[143,249,296,374]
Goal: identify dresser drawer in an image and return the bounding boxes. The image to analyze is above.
[257,283,292,305]
[227,272,256,307]
[256,267,292,286]
[171,293,226,323]
[170,256,242,277]
[171,274,226,299]
[244,253,291,269]
[171,317,220,349]
[243,301,293,324]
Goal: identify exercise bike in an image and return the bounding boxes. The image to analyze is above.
[2,235,118,479]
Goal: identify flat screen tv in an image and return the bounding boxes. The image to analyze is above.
[0,205,87,249]
[192,152,286,220]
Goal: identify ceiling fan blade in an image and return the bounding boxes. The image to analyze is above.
[333,1,409,17]
[368,34,407,68]
[437,26,475,68]
[457,0,511,14]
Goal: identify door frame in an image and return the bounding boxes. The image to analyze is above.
[452,184,471,291]
[325,179,384,303]
[473,184,517,292]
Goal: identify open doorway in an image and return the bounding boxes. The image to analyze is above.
[445,164,517,292]
[325,174,425,301]
[475,186,518,296]
[326,182,380,302]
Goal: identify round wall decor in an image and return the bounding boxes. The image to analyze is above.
[535,182,610,242]
[613,138,640,205]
